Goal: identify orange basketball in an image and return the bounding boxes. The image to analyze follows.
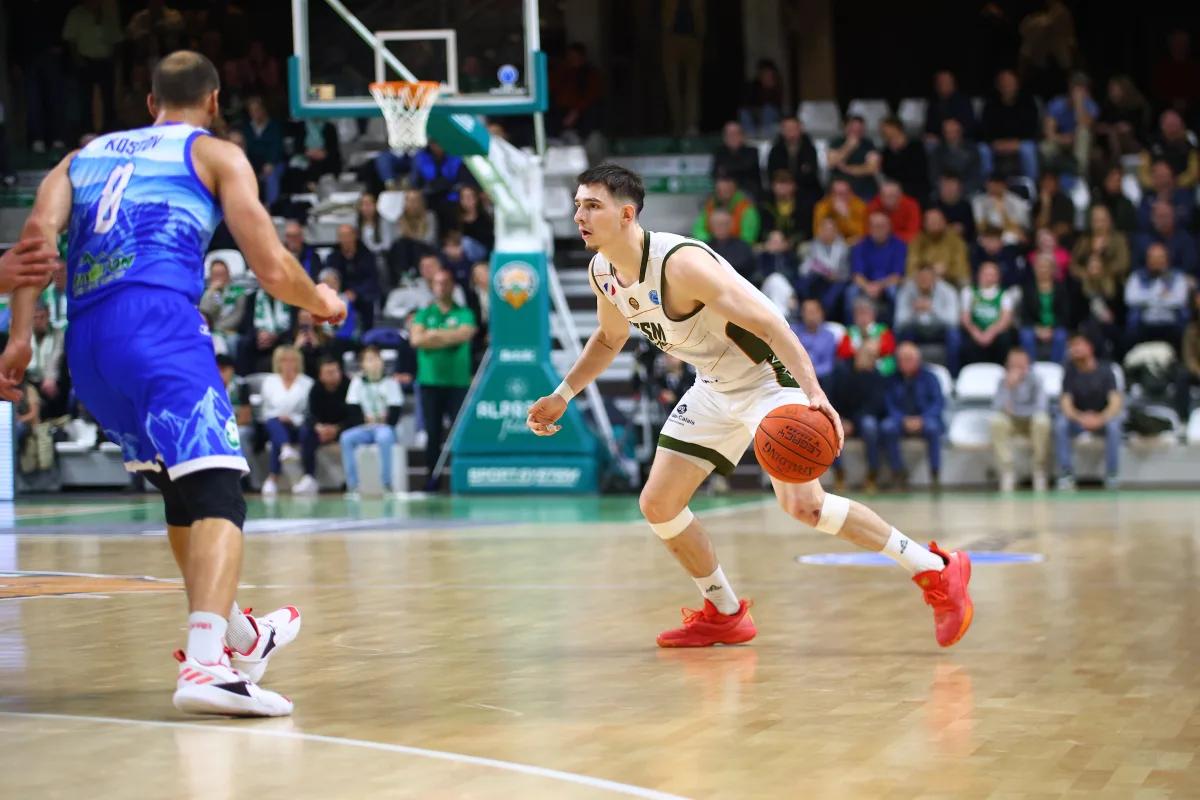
[754,404,837,483]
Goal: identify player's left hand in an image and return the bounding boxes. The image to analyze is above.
[527,394,566,436]
[808,390,845,455]
[0,341,33,403]
[311,284,347,325]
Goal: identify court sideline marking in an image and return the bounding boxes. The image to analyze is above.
[0,711,691,800]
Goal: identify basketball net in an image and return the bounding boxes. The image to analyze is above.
[368,80,441,153]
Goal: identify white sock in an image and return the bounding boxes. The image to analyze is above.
[187,611,229,665]
[226,602,259,655]
[693,566,740,615]
[881,528,945,575]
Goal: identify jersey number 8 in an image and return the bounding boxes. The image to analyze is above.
[94,162,135,234]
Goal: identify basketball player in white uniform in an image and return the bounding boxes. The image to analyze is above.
[527,164,973,648]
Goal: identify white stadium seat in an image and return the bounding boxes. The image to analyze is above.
[948,408,995,449]
[376,190,405,222]
[1187,409,1200,444]
[846,98,890,134]
[799,100,842,140]
[823,321,847,342]
[1033,361,1064,399]
[897,97,927,135]
[926,362,953,401]
[955,362,1005,403]
[205,249,246,281]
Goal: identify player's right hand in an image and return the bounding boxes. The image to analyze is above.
[526,394,566,436]
[0,239,61,294]
[0,341,33,403]
[311,284,347,325]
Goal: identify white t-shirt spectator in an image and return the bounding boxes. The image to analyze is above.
[261,373,314,421]
[346,375,404,422]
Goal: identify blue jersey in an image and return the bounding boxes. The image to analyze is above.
[66,123,222,315]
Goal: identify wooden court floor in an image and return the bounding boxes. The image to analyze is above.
[0,491,1197,799]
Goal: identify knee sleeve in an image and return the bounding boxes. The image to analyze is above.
[648,507,695,540]
[815,493,850,535]
[173,468,247,529]
[141,468,192,527]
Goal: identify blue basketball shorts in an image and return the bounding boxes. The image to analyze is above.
[66,287,249,478]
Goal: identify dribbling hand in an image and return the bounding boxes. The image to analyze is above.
[526,394,567,436]
[807,390,845,455]
[312,284,347,325]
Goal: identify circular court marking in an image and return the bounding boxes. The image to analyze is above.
[0,711,690,800]
[796,552,1045,566]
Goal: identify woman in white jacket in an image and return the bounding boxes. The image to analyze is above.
[260,345,314,496]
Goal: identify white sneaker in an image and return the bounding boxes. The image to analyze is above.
[1056,475,1076,491]
[1032,471,1048,493]
[261,477,278,497]
[229,606,302,684]
[279,444,300,463]
[343,490,361,501]
[291,474,319,495]
[999,471,1016,493]
[172,651,293,717]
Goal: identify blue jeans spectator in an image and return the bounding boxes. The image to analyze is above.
[979,141,1039,181]
[897,325,963,375]
[264,417,304,476]
[1019,326,1068,364]
[880,415,944,476]
[738,105,782,140]
[834,414,883,474]
[340,424,397,492]
[1054,415,1122,478]
[798,275,850,322]
[374,152,414,186]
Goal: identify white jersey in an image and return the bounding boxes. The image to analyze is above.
[589,230,798,392]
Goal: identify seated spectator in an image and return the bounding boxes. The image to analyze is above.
[384,253,466,323]
[372,150,413,192]
[813,178,867,244]
[410,270,478,491]
[295,357,351,496]
[1175,290,1200,419]
[357,192,394,255]
[340,346,405,498]
[1091,165,1139,235]
[242,288,293,375]
[767,116,822,209]
[438,230,474,287]
[980,69,1040,180]
[707,209,757,283]
[973,174,1030,246]
[260,345,315,498]
[217,354,254,461]
[759,170,812,246]
[1135,200,1198,275]
[283,220,323,280]
[930,173,976,241]
[412,139,471,226]
[317,270,359,343]
[837,297,896,376]
[292,308,336,377]
[1137,159,1195,232]
[831,340,888,493]
[465,261,491,369]
[1124,242,1190,353]
[879,116,930,203]
[738,59,784,139]
[990,348,1051,493]
[241,95,284,204]
[199,259,248,358]
[42,266,69,332]
[881,342,946,488]
[960,261,1016,365]
[928,118,983,195]
[799,216,851,316]
[790,299,838,385]
[826,115,881,200]
[1031,171,1076,243]
[847,212,906,318]
[386,189,439,286]
[971,226,1027,288]
[1094,75,1150,165]
[758,231,800,311]
[895,263,961,374]
[711,121,763,198]
[1019,253,1072,364]
[1138,109,1199,190]
[28,303,67,418]
[15,381,45,476]
[906,208,969,286]
[867,181,921,244]
[327,224,381,332]
[456,185,495,255]
[692,173,760,244]
[1071,205,1131,306]
[281,118,341,195]
[1055,334,1123,490]
[1028,227,1071,282]
[1040,72,1098,179]
[549,42,603,141]
[924,70,977,142]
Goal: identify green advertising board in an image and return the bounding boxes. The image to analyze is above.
[449,252,599,493]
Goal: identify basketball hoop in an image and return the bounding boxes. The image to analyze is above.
[368,80,441,152]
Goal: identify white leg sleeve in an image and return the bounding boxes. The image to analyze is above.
[814,494,850,535]
[648,507,695,540]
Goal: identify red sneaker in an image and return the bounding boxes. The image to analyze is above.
[913,542,973,647]
[656,599,756,648]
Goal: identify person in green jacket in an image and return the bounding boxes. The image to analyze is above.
[692,173,761,244]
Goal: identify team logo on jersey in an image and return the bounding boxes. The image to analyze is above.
[628,297,640,310]
[494,262,539,309]
[224,417,241,449]
[648,290,660,305]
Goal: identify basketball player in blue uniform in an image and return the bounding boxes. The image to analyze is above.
[0,52,345,716]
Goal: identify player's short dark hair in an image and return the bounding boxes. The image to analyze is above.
[576,163,645,213]
[152,51,220,108]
